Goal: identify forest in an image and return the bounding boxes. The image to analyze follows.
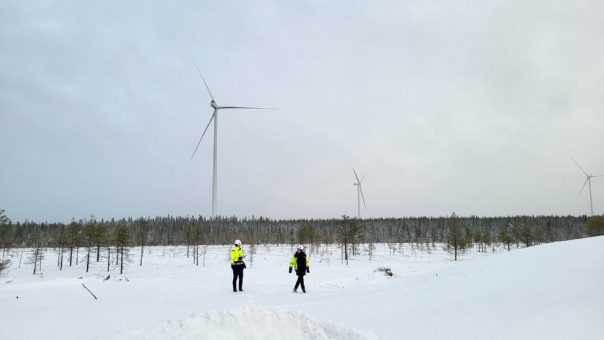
[0,211,588,251]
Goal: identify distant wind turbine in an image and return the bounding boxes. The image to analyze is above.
[353,169,367,219]
[191,61,274,217]
[571,157,602,216]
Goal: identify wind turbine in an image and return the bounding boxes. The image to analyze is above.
[191,62,273,217]
[353,169,367,219]
[571,157,602,216]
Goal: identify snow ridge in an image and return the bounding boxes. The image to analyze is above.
[107,306,380,340]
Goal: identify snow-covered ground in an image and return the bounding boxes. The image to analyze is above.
[1,238,603,340]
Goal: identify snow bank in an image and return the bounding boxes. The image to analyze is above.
[305,236,604,340]
[107,306,379,340]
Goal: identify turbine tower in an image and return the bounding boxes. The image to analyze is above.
[191,62,273,217]
[353,169,367,219]
[571,157,601,216]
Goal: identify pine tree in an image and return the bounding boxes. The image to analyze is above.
[586,216,604,236]
[297,223,317,254]
[84,220,96,272]
[447,212,467,261]
[138,218,149,266]
[349,218,363,256]
[106,230,113,272]
[0,258,10,275]
[338,216,350,265]
[0,210,13,258]
[93,223,107,262]
[499,224,513,251]
[28,230,45,275]
[519,225,533,247]
[337,216,361,265]
[114,223,131,274]
[185,223,194,258]
[67,220,82,266]
[57,225,68,271]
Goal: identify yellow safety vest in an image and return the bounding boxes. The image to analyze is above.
[230,246,244,265]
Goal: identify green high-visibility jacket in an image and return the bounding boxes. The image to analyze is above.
[230,246,244,265]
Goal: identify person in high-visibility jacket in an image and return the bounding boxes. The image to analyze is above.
[289,245,310,293]
[230,239,246,292]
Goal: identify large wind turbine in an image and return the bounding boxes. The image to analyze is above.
[191,62,273,217]
[353,169,367,219]
[571,157,601,216]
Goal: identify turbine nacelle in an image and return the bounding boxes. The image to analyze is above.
[210,100,218,109]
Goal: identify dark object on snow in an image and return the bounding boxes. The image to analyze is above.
[231,265,244,292]
[375,267,394,277]
[82,283,98,300]
[103,274,110,281]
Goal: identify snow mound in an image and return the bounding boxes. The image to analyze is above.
[108,306,379,340]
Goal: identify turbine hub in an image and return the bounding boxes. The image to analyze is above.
[210,100,218,109]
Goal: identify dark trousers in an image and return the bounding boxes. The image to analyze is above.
[232,265,243,292]
[294,270,306,292]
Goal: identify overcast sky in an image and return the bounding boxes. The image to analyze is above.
[1,0,603,222]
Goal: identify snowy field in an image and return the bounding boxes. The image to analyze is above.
[1,238,603,340]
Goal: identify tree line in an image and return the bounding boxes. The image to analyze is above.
[0,211,590,251]
[1,209,601,273]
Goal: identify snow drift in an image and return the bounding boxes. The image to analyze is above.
[107,306,378,340]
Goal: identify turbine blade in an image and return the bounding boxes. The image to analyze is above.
[353,169,361,184]
[577,177,589,198]
[191,111,216,159]
[570,156,588,177]
[359,184,367,210]
[193,60,214,101]
[219,106,276,110]
[360,173,366,184]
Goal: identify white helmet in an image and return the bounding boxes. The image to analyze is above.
[234,240,242,246]
[297,245,304,251]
